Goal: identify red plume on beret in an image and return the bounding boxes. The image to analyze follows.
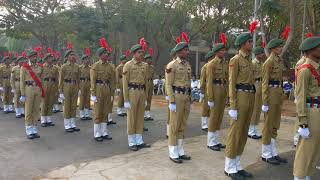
[149,48,153,56]
[8,52,12,59]
[220,33,227,46]
[306,32,314,38]
[181,32,189,44]
[176,37,181,44]
[99,38,112,53]
[4,52,8,57]
[47,47,54,55]
[67,42,74,50]
[139,38,148,51]
[34,46,42,52]
[249,20,259,34]
[55,51,61,59]
[125,49,131,58]
[15,52,19,59]
[281,25,291,40]
[85,48,91,57]
[262,39,266,48]
[22,51,27,58]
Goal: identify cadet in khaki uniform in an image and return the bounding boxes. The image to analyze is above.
[123,44,151,151]
[20,50,44,139]
[225,33,254,179]
[53,58,63,113]
[90,47,114,142]
[116,55,127,117]
[59,50,80,133]
[260,39,287,165]
[0,56,14,113]
[199,52,213,131]
[40,53,59,127]
[206,44,228,151]
[144,52,155,121]
[294,37,320,180]
[106,62,116,125]
[79,54,92,120]
[248,47,266,139]
[11,55,26,118]
[166,41,192,164]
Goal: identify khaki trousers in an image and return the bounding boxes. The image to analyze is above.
[168,93,190,146]
[250,81,262,125]
[262,88,283,145]
[145,81,153,111]
[117,84,124,108]
[208,85,227,132]
[226,92,255,159]
[93,85,111,123]
[3,84,12,105]
[63,83,78,119]
[127,89,145,135]
[294,108,320,178]
[201,94,210,117]
[41,82,57,116]
[79,82,90,110]
[13,81,22,108]
[25,86,41,126]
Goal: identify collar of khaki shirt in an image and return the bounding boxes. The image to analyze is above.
[176,56,186,64]
[214,56,223,63]
[133,58,143,64]
[239,50,250,59]
[305,58,320,70]
[99,59,107,64]
[270,52,281,62]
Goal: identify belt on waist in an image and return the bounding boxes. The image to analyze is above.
[213,79,227,85]
[235,83,255,93]
[80,77,90,81]
[128,83,145,90]
[96,80,109,84]
[25,81,35,86]
[119,75,123,79]
[2,77,9,79]
[15,78,20,81]
[255,78,262,82]
[306,97,320,108]
[268,80,282,87]
[44,78,56,82]
[64,79,77,83]
[172,86,191,94]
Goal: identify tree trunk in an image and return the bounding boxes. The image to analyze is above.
[280,0,296,58]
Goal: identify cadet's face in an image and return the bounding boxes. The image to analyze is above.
[178,48,190,59]
[273,46,283,55]
[134,50,144,62]
[256,53,266,61]
[244,39,253,51]
[216,48,226,58]
[30,55,37,63]
[311,46,320,60]
[68,54,77,63]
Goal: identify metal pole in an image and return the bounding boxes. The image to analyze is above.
[196,50,199,77]
[301,0,307,42]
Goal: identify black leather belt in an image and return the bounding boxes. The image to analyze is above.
[268,80,281,88]
[64,79,77,83]
[306,97,320,108]
[2,77,9,79]
[96,80,109,85]
[213,79,227,85]
[255,78,262,82]
[128,83,145,90]
[236,83,255,93]
[172,86,191,95]
[119,75,123,79]
[25,81,35,86]
[44,77,56,82]
[15,78,20,81]
[80,77,90,81]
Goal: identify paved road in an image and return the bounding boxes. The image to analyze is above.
[0,101,204,180]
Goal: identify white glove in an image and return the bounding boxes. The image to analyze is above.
[19,96,26,103]
[91,96,97,103]
[11,89,15,93]
[199,93,204,102]
[228,110,238,120]
[262,105,269,112]
[59,93,65,100]
[169,103,176,112]
[124,101,131,109]
[111,96,114,102]
[116,89,121,93]
[208,101,214,108]
[165,96,170,101]
[0,87,3,91]
[294,99,297,104]
[298,127,310,139]
[78,91,81,96]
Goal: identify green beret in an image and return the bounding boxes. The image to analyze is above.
[37,57,43,63]
[43,53,54,61]
[80,54,89,60]
[144,54,152,60]
[235,32,252,47]
[170,48,176,56]
[174,42,189,52]
[212,43,225,54]
[64,50,74,58]
[96,47,108,56]
[299,37,320,52]
[266,39,284,49]
[2,56,9,61]
[205,51,215,60]
[130,44,142,53]
[11,56,16,61]
[17,56,25,61]
[253,47,265,55]
[120,55,127,61]
[27,50,37,57]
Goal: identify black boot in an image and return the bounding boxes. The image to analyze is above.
[261,157,280,165]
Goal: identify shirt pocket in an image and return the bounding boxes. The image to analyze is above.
[175,67,185,81]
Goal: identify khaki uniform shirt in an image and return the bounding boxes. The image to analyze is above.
[20,62,44,96]
[0,64,12,87]
[165,57,192,103]
[295,58,320,125]
[228,50,254,109]
[252,58,263,80]
[116,63,125,89]
[90,60,116,96]
[207,57,228,102]
[122,58,148,101]
[262,52,284,105]
[200,61,209,93]
[10,65,21,89]
[42,63,59,88]
[59,62,80,93]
